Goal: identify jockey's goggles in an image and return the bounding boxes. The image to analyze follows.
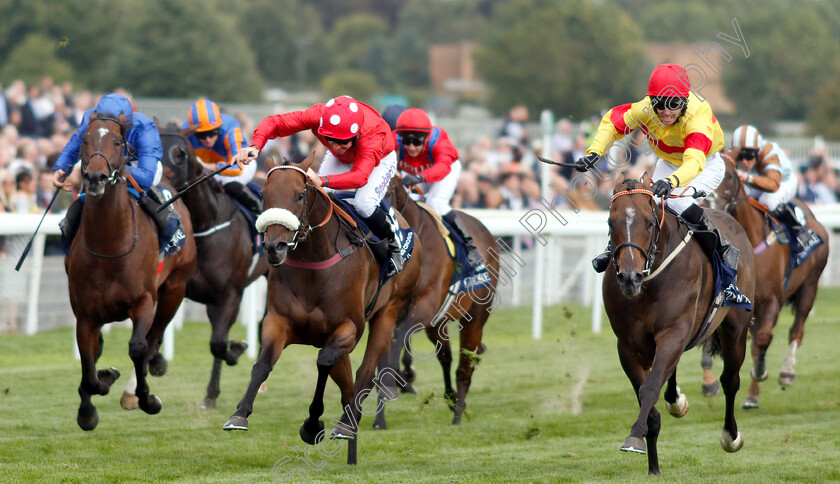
[650,96,687,112]
[400,134,427,147]
[196,129,220,140]
[324,135,357,147]
[737,148,759,161]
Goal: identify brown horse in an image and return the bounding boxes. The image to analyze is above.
[373,176,498,429]
[604,174,754,475]
[155,125,269,409]
[704,156,828,408]
[67,113,196,430]
[223,154,422,465]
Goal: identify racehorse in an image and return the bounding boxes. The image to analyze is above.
[222,153,422,465]
[604,174,754,475]
[703,156,828,408]
[148,124,270,409]
[67,112,196,430]
[373,175,498,429]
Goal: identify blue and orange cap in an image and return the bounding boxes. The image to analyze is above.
[188,99,223,132]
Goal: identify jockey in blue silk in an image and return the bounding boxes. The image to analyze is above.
[182,99,261,214]
[52,93,175,247]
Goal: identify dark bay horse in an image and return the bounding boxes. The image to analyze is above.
[373,176,498,429]
[704,156,828,408]
[223,154,422,465]
[150,125,269,409]
[604,174,754,475]
[67,113,196,430]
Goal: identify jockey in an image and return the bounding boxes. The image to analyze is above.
[183,98,262,215]
[729,124,813,247]
[52,93,172,246]
[576,64,744,303]
[394,108,483,267]
[234,95,405,274]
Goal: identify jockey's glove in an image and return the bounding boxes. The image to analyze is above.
[652,178,673,198]
[574,152,600,172]
[402,174,424,186]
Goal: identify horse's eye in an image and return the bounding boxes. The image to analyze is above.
[297,192,304,201]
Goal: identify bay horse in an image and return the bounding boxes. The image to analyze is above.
[67,112,196,430]
[604,174,754,475]
[149,125,270,409]
[373,175,498,429]
[703,156,828,408]
[223,153,422,466]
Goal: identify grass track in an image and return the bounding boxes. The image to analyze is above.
[1,289,839,483]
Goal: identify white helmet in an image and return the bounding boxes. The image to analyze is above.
[731,125,763,150]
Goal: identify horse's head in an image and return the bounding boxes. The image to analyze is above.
[384,172,409,211]
[608,173,660,297]
[256,152,317,266]
[707,153,744,211]
[158,124,195,188]
[80,112,128,198]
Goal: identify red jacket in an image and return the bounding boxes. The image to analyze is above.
[251,101,395,190]
[396,127,459,182]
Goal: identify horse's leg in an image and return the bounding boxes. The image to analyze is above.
[717,311,748,452]
[662,370,689,417]
[781,274,820,386]
[127,293,159,415]
[301,320,357,445]
[399,325,418,393]
[120,368,139,410]
[701,344,720,397]
[426,323,455,409]
[224,312,290,431]
[744,301,778,409]
[452,306,490,425]
[202,295,246,409]
[76,320,120,430]
[330,355,357,465]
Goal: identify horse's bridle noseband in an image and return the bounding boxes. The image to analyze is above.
[263,165,334,250]
[610,188,661,277]
[81,116,127,186]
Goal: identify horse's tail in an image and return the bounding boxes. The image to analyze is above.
[702,332,722,358]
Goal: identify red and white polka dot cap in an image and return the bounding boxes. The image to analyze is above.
[317,95,364,140]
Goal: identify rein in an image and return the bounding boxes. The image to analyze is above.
[81,197,138,258]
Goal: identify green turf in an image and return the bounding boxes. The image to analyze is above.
[1,288,839,483]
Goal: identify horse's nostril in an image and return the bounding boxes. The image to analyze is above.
[633,273,643,285]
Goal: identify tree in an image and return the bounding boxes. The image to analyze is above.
[0,33,74,85]
[475,0,646,119]
[324,14,390,87]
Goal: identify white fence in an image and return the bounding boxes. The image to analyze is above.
[3,206,840,359]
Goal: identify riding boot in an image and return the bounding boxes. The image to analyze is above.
[771,203,813,248]
[224,181,263,215]
[363,206,404,275]
[138,186,178,241]
[592,242,612,273]
[443,211,483,267]
[681,204,741,269]
[59,198,83,252]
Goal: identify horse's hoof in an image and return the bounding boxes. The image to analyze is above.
[97,367,121,387]
[403,366,417,382]
[400,383,417,394]
[77,406,99,431]
[120,392,139,410]
[742,396,759,409]
[620,436,647,454]
[477,342,487,354]
[702,381,720,397]
[720,430,744,453]
[666,393,690,418]
[372,418,386,430]
[452,414,462,425]
[778,372,795,386]
[223,415,248,431]
[200,398,217,410]
[330,422,356,441]
[750,367,768,382]
[258,382,268,394]
[379,385,401,402]
[140,394,162,415]
[149,353,168,377]
[300,418,325,445]
[225,341,248,366]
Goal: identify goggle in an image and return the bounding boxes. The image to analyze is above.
[737,148,759,161]
[400,134,427,147]
[196,129,220,140]
[324,136,356,146]
[651,96,687,112]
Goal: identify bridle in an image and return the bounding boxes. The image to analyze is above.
[81,115,127,186]
[713,155,749,212]
[262,165,333,250]
[609,188,662,277]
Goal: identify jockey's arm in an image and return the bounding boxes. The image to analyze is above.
[746,166,782,192]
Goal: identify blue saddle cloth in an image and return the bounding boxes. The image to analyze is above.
[228,182,263,255]
[780,208,823,268]
[440,217,493,293]
[67,186,185,257]
[331,192,415,284]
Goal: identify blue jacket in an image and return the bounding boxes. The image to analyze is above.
[53,94,162,191]
[181,113,248,173]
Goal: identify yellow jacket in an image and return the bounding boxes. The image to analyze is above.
[588,93,724,187]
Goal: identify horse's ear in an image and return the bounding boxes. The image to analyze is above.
[264,154,279,170]
[297,151,316,172]
[640,172,653,187]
